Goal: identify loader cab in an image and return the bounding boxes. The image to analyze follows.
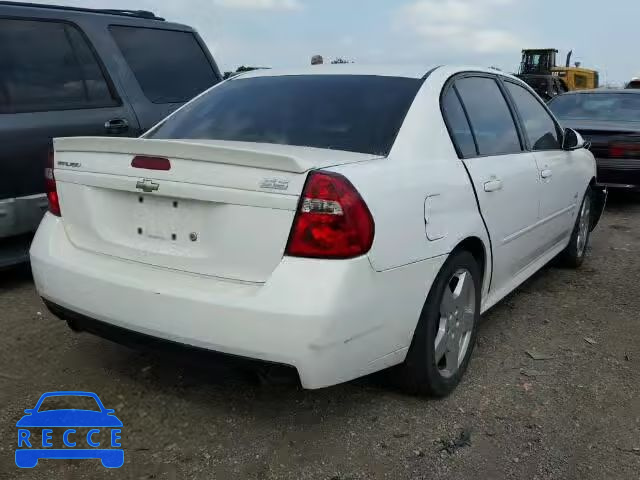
[519,49,557,75]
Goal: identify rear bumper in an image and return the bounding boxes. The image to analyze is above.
[43,299,295,372]
[596,157,640,189]
[30,214,443,389]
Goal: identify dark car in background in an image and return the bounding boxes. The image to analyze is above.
[548,89,640,190]
[0,1,222,268]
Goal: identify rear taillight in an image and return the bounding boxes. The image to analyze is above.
[285,171,374,259]
[609,142,640,159]
[45,150,61,217]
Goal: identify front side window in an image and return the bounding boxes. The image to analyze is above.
[0,19,117,113]
[455,77,522,156]
[110,26,218,104]
[148,75,422,156]
[505,82,561,151]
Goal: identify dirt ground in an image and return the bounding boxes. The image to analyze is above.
[1,194,639,480]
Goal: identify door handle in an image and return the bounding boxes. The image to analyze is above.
[483,179,503,192]
[541,169,553,179]
[104,118,129,134]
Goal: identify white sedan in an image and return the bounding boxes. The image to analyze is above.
[31,65,606,396]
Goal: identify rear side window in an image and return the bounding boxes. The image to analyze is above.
[148,75,422,156]
[0,19,117,113]
[505,82,561,150]
[110,26,218,104]
[442,87,477,157]
[455,77,522,156]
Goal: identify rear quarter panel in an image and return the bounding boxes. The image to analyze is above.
[329,68,491,292]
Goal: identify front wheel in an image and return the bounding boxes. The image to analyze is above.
[559,188,592,268]
[399,250,481,397]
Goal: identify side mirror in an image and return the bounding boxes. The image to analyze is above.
[24,409,34,414]
[562,128,587,151]
[105,409,115,415]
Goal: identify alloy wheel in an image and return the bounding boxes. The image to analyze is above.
[435,269,476,378]
[576,195,591,256]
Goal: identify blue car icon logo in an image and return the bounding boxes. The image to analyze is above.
[16,391,123,469]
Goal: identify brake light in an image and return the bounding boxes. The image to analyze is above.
[45,150,61,217]
[609,142,640,159]
[285,171,374,259]
[131,156,171,170]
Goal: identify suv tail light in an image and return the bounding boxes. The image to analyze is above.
[45,150,61,216]
[609,142,640,159]
[285,171,374,259]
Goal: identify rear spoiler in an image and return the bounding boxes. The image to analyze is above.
[53,137,309,173]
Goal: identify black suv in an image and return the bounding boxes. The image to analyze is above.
[0,1,222,268]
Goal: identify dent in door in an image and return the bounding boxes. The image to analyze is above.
[424,195,446,241]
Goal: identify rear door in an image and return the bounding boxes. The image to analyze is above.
[0,16,139,201]
[503,80,582,249]
[447,75,541,291]
[108,25,221,131]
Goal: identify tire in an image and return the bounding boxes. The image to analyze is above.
[558,187,592,268]
[399,250,481,397]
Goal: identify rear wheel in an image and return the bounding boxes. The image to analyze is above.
[400,250,481,397]
[559,188,592,268]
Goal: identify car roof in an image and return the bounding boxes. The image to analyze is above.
[233,64,520,81]
[0,1,192,31]
[558,88,640,96]
[235,64,433,79]
[0,1,164,20]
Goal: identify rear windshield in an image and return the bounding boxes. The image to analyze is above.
[148,75,422,155]
[549,93,640,122]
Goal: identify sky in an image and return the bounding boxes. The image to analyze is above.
[29,0,639,84]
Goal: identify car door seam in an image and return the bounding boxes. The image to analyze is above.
[458,159,495,291]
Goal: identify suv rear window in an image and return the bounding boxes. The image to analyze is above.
[148,75,422,155]
[0,19,117,113]
[110,26,217,104]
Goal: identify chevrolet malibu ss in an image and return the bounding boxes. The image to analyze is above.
[30,65,606,396]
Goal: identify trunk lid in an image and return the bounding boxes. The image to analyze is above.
[53,137,380,283]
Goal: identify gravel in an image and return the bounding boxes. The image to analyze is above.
[1,193,639,479]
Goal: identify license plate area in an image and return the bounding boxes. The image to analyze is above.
[133,194,202,244]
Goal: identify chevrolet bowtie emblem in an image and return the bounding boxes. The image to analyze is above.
[136,179,159,193]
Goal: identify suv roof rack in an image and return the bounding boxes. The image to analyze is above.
[0,1,165,21]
